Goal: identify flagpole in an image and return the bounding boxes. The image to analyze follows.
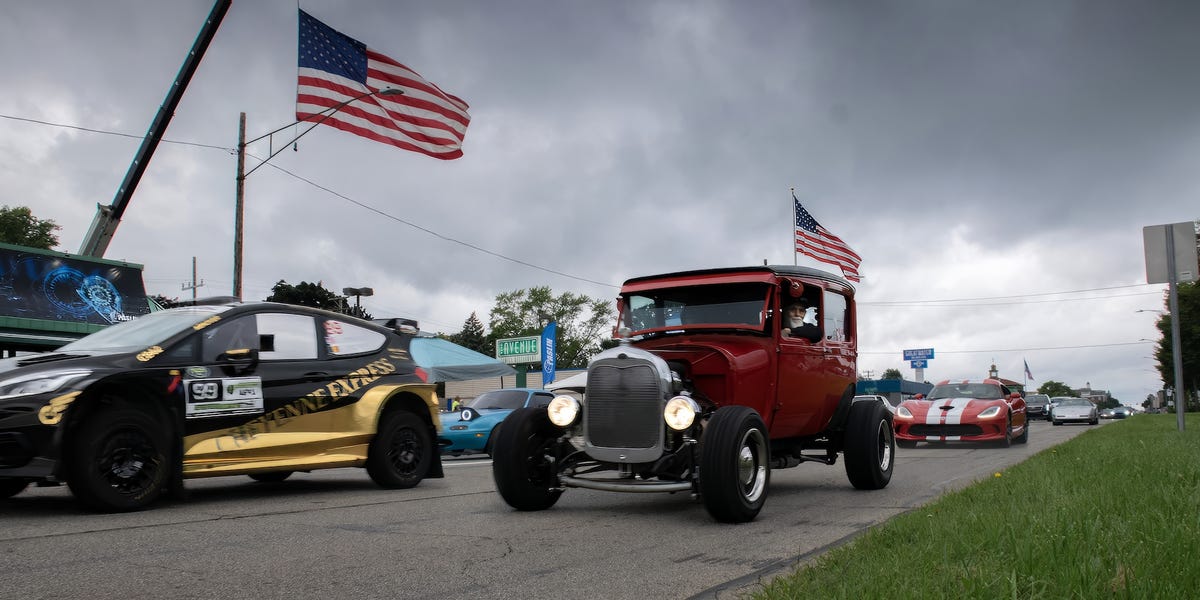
[790,187,797,266]
[232,88,404,299]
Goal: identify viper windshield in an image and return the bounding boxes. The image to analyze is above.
[621,282,770,336]
[928,383,1004,400]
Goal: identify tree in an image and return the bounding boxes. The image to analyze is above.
[1037,380,1075,398]
[488,286,615,369]
[150,294,181,309]
[1152,280,1199,411]
[266,280,342,311]
[0,205,60,249]
[449,312,490,355]
[881,368,903,380]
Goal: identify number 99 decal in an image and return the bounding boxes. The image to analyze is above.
[189,381,220,402]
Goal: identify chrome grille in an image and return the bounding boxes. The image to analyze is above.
[585,360,661,450]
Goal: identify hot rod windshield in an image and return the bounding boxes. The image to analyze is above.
[621,282,771,336]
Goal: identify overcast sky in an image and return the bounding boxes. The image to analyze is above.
[2,1,1196,404]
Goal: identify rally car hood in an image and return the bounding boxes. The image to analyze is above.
[901,396,1005,421]
[0,350,125,378]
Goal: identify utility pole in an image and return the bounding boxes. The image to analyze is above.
[181,256,205,299]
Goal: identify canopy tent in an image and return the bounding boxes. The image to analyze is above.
[546,370,587,391]
[409,336,515,382]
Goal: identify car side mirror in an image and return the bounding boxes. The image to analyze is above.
[913,394,925,400]
[219,347,259,364]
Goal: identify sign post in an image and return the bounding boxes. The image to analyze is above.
[903,348,935,383]
[496,335,540,387]
[1143,222,1196,431]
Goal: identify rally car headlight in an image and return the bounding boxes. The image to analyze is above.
[0,369,92,400]
[896,406,913,419]
[977,406,1002,419]
[547,395,580,427]
[664,396,700,431]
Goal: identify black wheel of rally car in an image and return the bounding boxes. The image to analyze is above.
[367,410,432,489]
[699,406,770,523]
[998,416,1013,448]
[492,407,564,511]
[0,479,30,499]
[67,404,170,512]
[1015,416,1029,444]
[484,424,502,458]
[897,439,919,449]
[843,400,895,490]
[248,471,293,483]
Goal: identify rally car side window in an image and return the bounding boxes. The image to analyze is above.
[324,319,386,356]
[201,316,259,362]
[255,313,319,360]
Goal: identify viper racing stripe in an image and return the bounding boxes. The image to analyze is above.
[925,398,972,441]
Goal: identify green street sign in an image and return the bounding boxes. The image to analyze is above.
[495,335,541,364]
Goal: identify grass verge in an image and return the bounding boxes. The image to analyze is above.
[751,414,1200,599]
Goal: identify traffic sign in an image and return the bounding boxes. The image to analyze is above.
[910,359,927,369]
[495,335,541,364]
[903,348,935,361]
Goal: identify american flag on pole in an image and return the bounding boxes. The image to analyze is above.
[297,10,470,159]
[793,191,862,282]
[1024,359,1034,380]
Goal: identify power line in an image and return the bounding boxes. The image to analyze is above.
[860,284,1160,306]
[3,112,1173,303]
[3,111,619,289]
[859,340,1153,356]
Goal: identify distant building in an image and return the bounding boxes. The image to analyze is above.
[1073,382,1111,404]
[856,379,933,409]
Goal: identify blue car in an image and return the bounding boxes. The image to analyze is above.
[439,388,555,456]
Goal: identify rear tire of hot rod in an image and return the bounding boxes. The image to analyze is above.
[699,406,770,523]
[492,407,564,511]
[67,404,170,512]
[367,410,432,489]
[843,400,895,490]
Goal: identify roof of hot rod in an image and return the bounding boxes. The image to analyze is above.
[621,264,854,291]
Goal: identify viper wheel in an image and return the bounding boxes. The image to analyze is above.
[492,408,563,511]
[844,400,895,490]
[1015,416,1029,444]
[367,411,432,488]
[0,479,29,499]
[699,406,770,523]
[998,416,1013,448]
[67,404,170,512]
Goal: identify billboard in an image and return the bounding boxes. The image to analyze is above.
[0,244,150,325]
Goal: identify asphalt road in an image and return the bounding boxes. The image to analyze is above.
[0,418,1102,600]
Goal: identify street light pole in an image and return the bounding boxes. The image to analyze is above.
[232,89,403,299]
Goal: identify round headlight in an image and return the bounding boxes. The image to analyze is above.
[664,395,700,431]
[547,395,580,427]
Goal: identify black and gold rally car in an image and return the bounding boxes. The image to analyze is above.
[0,301,445,511]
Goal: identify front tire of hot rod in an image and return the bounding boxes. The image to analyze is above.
[492,407,564,511]
[843,400,895,490]
[699,406,770,523]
